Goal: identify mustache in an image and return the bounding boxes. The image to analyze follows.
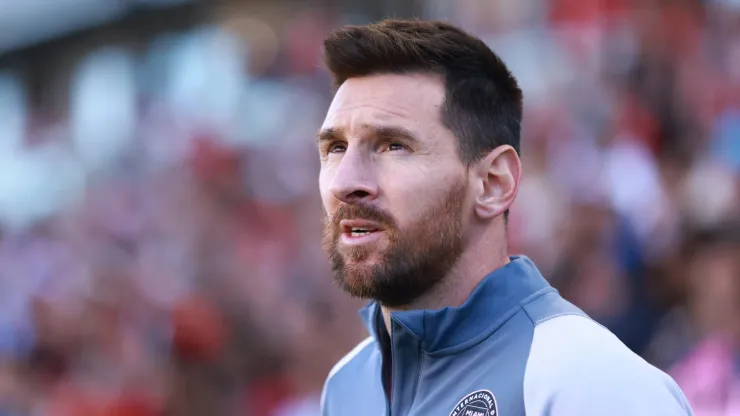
[329,203,397,230]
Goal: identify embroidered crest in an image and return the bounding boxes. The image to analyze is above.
[449,389,498,416]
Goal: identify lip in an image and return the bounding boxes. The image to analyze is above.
[340,230,385,246]
[339,219,385,246]
[339,219,384,234]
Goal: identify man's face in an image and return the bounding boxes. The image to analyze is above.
[318,73,470,307]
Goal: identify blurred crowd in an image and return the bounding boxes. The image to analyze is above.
[0,0,738,415]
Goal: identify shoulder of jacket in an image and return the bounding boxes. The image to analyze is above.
[524,315,692,415]
[525,314,676,390]
[326,336,376,382]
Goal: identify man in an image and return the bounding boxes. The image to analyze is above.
[316,19,693,416]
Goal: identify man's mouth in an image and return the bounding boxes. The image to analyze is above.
[349,227,379,237]
[339,220,384,244]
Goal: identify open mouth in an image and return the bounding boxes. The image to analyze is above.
[348,227,379,237]
[339,220,384,244]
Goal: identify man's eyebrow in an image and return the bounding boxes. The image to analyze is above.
[316,124,418,144]
[367,124,419,143]
[316,127,342,144]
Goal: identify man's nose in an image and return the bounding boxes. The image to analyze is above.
[329,150,378,204]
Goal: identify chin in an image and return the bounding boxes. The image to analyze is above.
[337,276,380,300]
[339,248,385,266]
[334,264,382,295]
[341,261,381,282]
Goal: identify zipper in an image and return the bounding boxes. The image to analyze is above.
[385,321,395,416]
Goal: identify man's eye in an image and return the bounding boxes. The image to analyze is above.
[328,143,347,153]
[386,142,406,151]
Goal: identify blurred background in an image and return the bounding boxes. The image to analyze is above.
[0,0,738,414]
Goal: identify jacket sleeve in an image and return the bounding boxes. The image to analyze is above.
[523,315,694,416]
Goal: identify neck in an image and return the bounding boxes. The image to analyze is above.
[381,223,509,332]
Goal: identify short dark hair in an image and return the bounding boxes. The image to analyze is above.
[322,19,523,164]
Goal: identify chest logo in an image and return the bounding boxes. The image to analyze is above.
[449,389,498,416]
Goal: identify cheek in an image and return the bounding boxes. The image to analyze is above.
[385,166,467,223]
[382,177,440,223]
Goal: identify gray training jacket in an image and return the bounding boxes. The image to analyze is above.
[321,256,694,416]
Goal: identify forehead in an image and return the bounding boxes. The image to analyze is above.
[322,73,446,136]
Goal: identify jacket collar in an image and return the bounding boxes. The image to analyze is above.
[359,256,552,354]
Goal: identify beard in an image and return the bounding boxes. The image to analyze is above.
[321,180,467,307]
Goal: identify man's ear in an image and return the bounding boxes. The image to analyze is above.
[471,145,521,220]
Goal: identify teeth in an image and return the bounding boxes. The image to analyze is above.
[350,228,374,237]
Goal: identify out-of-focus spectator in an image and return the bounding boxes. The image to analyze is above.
[665,223,740,415]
